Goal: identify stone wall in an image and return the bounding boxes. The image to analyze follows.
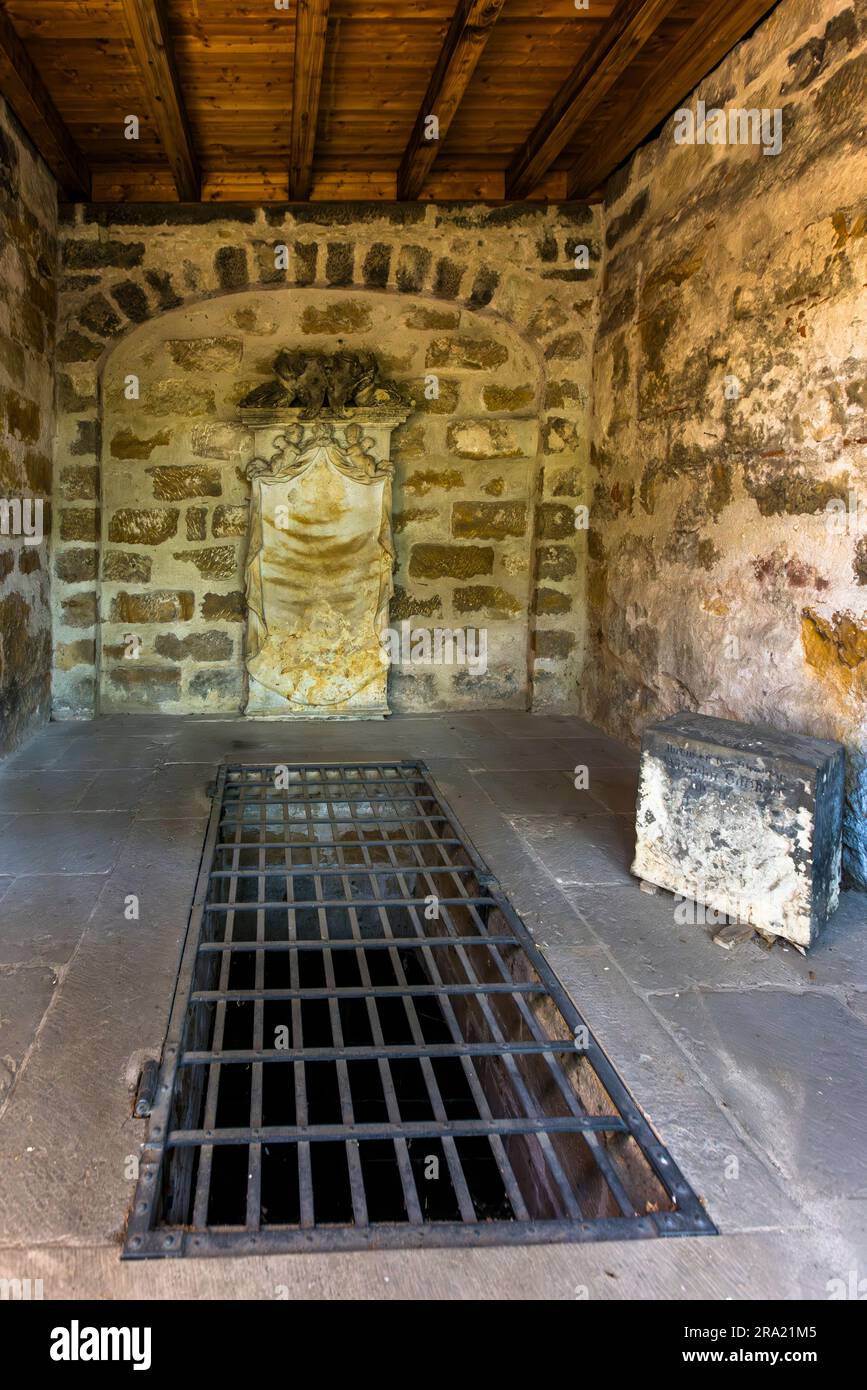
[585,0,867,880]
[0,96,57,755]
[53,202,600,717]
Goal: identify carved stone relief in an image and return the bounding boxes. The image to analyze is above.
[239,352,410,718]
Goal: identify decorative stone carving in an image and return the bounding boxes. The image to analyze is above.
[239,348,409,417]
[238,351,410,718]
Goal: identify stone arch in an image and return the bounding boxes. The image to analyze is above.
[52,211,598,721]
[92,281,551,715]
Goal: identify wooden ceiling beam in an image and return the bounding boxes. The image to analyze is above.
[566,0,780,198]
[120,0,200,202]
[504,0,681,200]
[397,0,505,202]
[0,3,90,199]
[288,0,331,201]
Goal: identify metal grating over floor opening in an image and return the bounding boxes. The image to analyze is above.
[124,761,716,1257]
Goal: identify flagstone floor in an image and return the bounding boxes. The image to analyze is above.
[0,710,864,1299]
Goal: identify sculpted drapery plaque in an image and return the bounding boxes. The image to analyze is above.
[238,350,410,718]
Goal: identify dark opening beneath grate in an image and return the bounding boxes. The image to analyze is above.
[124,761,715,1257]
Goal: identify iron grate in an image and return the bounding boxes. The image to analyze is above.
[124,760,715,1257]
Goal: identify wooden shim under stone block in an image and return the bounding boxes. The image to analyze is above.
[632,712,845,949]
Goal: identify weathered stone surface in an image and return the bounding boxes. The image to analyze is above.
[542,416,581,453]
[60,466,98,501]
[404,468,464,496]
[452,501,527,539]
[214,246,249,289]
[433,257,464,298]
[482,384,534,411]
[362,243,390,287]
[426,336,509,370]
[534,586,572,615]
[111,280,150,323]
[212,504,248,537]
[109,666,181,700]
[61,592,97,628]
[108,509,179,545]
[149,465,222,500]
[54,639,95,671]
[404,306,459,330]
[301,301,372,334]
[57,330,102,363]
[55,548,98,583]
[201,590,246,621]
[326,242,353,285]
[63,239,144,269]
[2,387,40,442]
[409,544,493,579]
[17,550,40,575]
[78,294,122,338]
[155,631,234,662]
[454,585,522,617]
[533,629,575,659]
[407,379,460,414]
[110,428,172,460]
[189,667,243,700]
[59,508,100,542]
[392,507,437,533]
[535,502,575,540]
[173,546,238,578]
[167,336,243,372]
[186,507,208,541]
[70,421,100,457]
[396,245,431,293]
[102,551,152,583]
[390,586,442,620]
[110,591,195,623]
[633,713,845,947]
[446,420,523,460]
[143,380,216,417]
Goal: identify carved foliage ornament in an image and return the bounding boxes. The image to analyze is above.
[239,348,410,418]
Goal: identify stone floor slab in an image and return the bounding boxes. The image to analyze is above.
[0,813,134,876]
[0,967,57,1108]
[512,812,636,887]
[0,770,97,813]
[653,988,867,1202]
[0,874,105,967]
[75,770,155,812]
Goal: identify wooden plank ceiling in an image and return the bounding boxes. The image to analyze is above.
[0,0,779,203]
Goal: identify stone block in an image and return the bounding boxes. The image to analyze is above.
[632,713,845,947]
[445,420,519,459]
[409,544,493,580]
[452,501,527,539]
[55,548,98,583]
[173,546,237,578]
[149,465,221,500]
[110,591,195,624]
[201,590,246,621]
[108,508,179,544]
[59,507,100,542]
[102,551,152,583]
[425,336,508,370]
[212,504,248,537]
